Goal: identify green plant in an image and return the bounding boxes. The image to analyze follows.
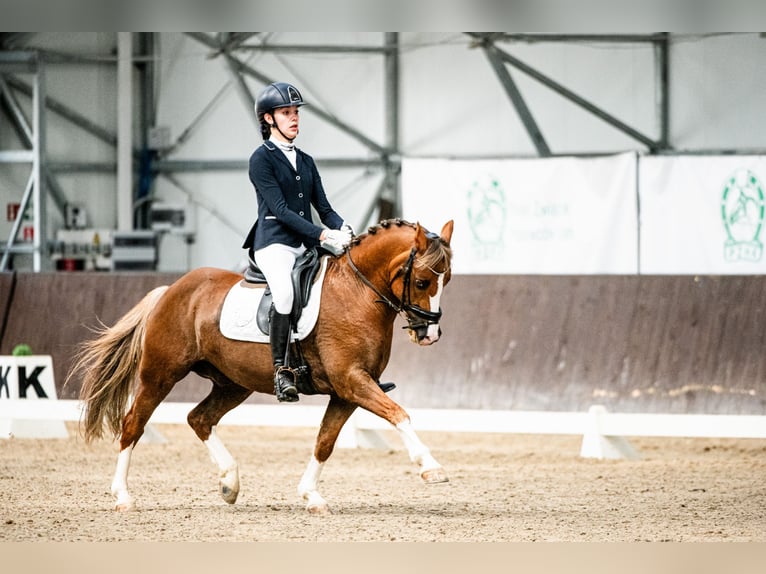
[11,344,33,356]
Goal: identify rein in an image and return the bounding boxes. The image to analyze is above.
[345,248,403,314]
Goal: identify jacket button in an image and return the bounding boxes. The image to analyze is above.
[299,211,305,216]
[298,193,304,198]
[296,175,301,181]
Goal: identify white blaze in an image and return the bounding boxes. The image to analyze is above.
[426,273,445,341]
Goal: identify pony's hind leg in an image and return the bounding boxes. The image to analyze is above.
[298,394,358,515]
[186,377,253,505]
[111,380,177,511]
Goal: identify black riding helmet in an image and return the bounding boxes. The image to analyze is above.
[255,82,305,141]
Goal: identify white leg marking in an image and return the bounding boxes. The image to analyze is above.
[396,419,439,470]
[298,456,330,514]
[111,445,135,511]
[204,425,240,504]
[396,419,449,483]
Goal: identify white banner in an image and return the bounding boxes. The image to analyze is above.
[401,153,638,274]
[640,156,766,274]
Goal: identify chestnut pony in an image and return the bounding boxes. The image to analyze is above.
[71,218,454,514]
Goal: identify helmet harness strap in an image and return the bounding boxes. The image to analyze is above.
[267,112,295,143]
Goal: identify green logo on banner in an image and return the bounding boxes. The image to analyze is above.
[721,168,765,262]
[466,176,506,259]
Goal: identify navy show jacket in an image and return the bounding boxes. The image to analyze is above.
[243,140,344,252]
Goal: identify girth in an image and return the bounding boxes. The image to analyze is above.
[244,246,324,334]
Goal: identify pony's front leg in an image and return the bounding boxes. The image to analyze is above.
[339,381,449,484]
[298,395,358,515]
[111,445,136,511]
[203,425,240,504]
[396,418,449,483]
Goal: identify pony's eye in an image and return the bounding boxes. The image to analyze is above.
[415,279,430,290]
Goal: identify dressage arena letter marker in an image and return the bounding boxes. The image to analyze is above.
[19,366,48,398]
[0,365,11,397]
[0,355,69,439]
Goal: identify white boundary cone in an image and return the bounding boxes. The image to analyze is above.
[580,404,640,460]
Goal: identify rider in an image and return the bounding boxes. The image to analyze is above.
[243,81,352,403]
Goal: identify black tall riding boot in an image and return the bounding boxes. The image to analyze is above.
[269,307,299,402]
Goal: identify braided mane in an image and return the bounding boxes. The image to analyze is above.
[349,218,452,273]
[349,218,416,246]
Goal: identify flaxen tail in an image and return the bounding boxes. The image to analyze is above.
[67,286,168,443]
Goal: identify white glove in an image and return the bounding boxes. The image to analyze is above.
[328,227,352,245]
[341,222,355,236]
[320,228,352,255]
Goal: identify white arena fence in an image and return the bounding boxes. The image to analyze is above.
[2,398,766,459]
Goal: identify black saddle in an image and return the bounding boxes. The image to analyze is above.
[244,246,324,335]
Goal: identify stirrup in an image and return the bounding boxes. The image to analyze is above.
[274,366,299,403]
[377,381,396,393]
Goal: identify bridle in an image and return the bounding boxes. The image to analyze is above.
[345,238,444,338]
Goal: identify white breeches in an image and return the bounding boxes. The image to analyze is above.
[253,242,305,314]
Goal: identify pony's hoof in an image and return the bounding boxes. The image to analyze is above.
[114,500,135,512]
[421,467,449,484]
[219,469,240,505]
[302,490,331,515]
[220,483,239,505]
[307,502,332,516]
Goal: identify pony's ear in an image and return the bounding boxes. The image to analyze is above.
[414,222,429,252]
[440,220,454,244]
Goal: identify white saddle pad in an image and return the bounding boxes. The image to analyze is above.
[220,256,329,343]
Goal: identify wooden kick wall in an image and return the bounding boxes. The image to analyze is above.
[1,272,764,415]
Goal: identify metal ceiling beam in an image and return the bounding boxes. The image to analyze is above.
[0,75,68,215]
[31,50,129,65]
[186,32,387,156]
[223,51,257,123]
[233,43,392,54]
[0,53,50,271]
[48,157,385,174]
[382,32,401,220]
[32,61,48,271]
[482,43,551,157]
[4,75,118,146]
[0,172,35,270]
[384,32,400,154]
[217,33,261,52]
[0,34,33,50]
[153,157,383,171]
[655,33,670,149]
[0,75,32,142]
[469,34,664,152]
[482,33,668,44]
[135,33,156,230]
[0,51,38,73]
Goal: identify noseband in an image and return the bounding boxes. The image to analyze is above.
[345,243,443,335]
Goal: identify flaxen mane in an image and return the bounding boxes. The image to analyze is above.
[351,218,452,273]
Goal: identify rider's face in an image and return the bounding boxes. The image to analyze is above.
[267,106,300,142]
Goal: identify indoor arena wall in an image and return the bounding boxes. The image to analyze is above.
[1,272,764,414]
